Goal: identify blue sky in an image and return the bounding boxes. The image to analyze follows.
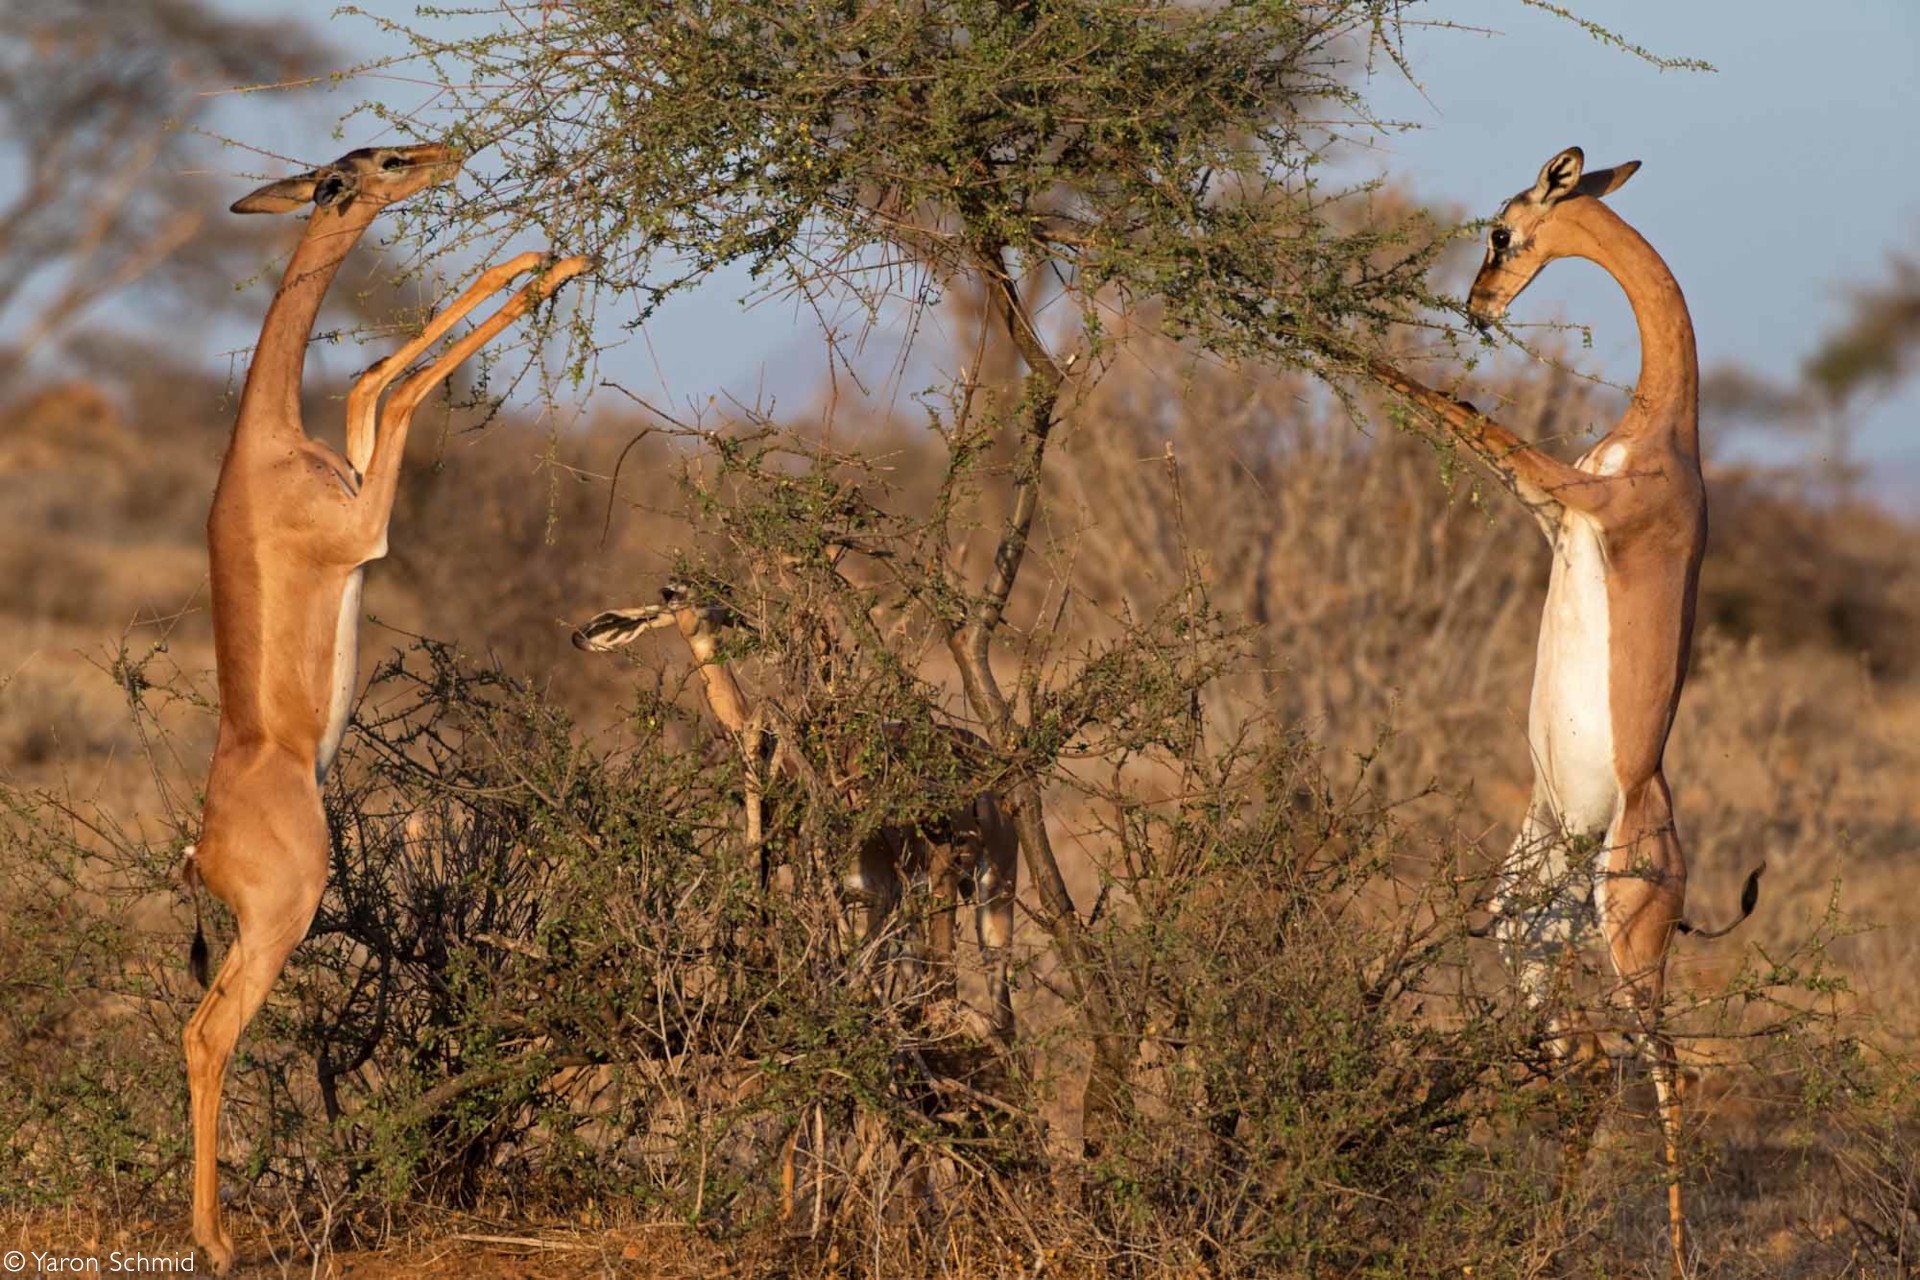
[205,1,1920,507]
[1355,1,1920,504]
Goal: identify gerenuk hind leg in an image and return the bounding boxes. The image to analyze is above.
[1600,782,1690,1279]
[1493,808,1611,1199]
[184,769,328,1273]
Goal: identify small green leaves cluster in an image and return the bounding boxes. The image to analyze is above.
[379,0,1446,364]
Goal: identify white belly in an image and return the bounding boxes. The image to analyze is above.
[1527,514,1619,834]
[316,569,364,783]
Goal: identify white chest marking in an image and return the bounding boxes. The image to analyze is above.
[317,568,364,783]
[1580,441,1629,477]
[1527,513,1619,836]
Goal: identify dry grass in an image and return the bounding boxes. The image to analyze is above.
[3,311,1917,1276]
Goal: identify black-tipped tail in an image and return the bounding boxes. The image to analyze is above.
[1678,862,1766,941]
[180,842,211,989]
[189,920,210,990]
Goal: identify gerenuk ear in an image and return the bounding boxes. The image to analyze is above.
[570,606,677,652]
[229,172,320,215]
[1575,159,1642,200]
[1527,146,1585,207]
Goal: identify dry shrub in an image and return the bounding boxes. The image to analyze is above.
[1703,470,1920,678]
[2,289,1917,1275]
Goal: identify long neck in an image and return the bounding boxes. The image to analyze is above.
[684,629,755,735]
[234,205,381,438]
[1560,198,1699,458]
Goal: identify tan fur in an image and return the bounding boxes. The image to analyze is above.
[1369,147,1709,1278]
[185,142,585,1273]
[573,592,1018,1038]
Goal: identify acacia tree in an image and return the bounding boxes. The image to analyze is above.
[363,0,1652,1144]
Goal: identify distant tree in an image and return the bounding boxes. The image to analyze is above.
[1705,253,1920,495]
[0,0,329,382]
